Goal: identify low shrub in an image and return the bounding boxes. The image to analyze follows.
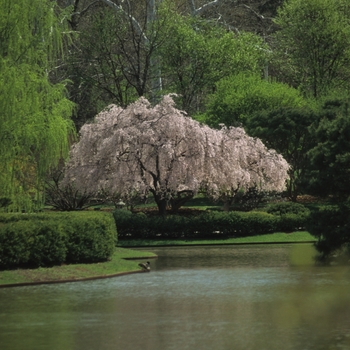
[0,212,117,269]
[113,209,301,240]
[265,201,310,232]
[266,202,310,217]
[64,212,117,263]
[0,221,32,268]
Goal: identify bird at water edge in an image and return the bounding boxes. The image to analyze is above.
[138,261,151,271]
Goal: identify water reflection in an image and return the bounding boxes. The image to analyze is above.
[1,244,350,350]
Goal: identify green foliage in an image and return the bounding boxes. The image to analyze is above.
[307,202,350,259]
[28,221,68,267]
[266,202,310,216]
[162,16,267,114]
[66,5,139,126]
[45,170,95,211]
[274,0,350,98]
[0,0,75,211]
[64,213,117,263]
[0,212,117,269]
[0,221,32,268]
[200,73,305,127]
[306,99,350,198]
[247,106,318,200]
[230,187,269,212]
[114,209,306,240]
[266,202,310,232]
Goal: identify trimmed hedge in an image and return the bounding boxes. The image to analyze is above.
[266,202,310,217]
[0,212,117,269]
[114,208,308,240]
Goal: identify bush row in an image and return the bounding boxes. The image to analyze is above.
[114,208,308,240]
[0,212,117,269]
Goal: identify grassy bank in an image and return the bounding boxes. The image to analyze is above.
[0,231,317,287]
[117,231,316,247]
[0,248,156,287]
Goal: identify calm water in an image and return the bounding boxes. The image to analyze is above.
[1,244,350,350]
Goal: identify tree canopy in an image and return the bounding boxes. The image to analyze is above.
[273,0,350,98]
[63,95,289,215]
[246,107,318,201]
[199,73,306,128]
[306,100,350,199]
[0,0,75,211]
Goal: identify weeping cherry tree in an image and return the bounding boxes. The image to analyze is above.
[63,95,288,215]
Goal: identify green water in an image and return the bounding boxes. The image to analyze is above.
[1,244,350,350]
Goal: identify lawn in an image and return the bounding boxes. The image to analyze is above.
[117,231,316,247]
[0,247,156,287]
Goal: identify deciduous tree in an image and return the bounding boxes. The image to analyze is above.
[0,0,75,211]
[199,73,305,127]
[273,0,350,98]
[63,95,289,215]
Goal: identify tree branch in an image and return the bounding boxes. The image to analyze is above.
[189,0,220,16]
[240,4,272,21]
[99,0,149,43]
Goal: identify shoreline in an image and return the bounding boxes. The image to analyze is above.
[0,233,317,288]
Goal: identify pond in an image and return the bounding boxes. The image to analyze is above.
[1,244,350,350]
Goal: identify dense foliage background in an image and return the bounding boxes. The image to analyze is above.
[2,0,350,259]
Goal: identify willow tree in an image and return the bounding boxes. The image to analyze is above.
[0,0,75,211]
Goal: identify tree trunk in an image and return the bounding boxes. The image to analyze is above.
[155,197,167,216]
[169,191,194,213]
[223,199,231,212]
[151,190,167,216]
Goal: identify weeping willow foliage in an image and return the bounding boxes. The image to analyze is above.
[0,0,75,211]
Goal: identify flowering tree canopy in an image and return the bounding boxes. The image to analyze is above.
[64,95,289,215]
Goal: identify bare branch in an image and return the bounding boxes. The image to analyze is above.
[240,4,272,21]
[189,0,220,17]
[99,0,149,43]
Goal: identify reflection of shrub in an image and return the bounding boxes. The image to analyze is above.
[0,212,117,269]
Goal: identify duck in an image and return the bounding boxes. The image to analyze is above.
[138,261,151,271]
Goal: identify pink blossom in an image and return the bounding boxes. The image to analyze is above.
[63,95,289,211]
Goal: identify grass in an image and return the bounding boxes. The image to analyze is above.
[0,247,156,287]
[117,231,316,247]
[0,232,316,287]
[0,195,321,286]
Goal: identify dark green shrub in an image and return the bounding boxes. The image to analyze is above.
[231,187,269,212]
[114,210,287,239]
[0,212,117,269]
[306,203,350,258]
[65,212,117,263]
[276,214,305,233]
[0,221,32,268]
[265,201,309,231]
[28,221,67,267]
[191,211,243,237]
[236,212,278,236]
[266,202,310,216]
